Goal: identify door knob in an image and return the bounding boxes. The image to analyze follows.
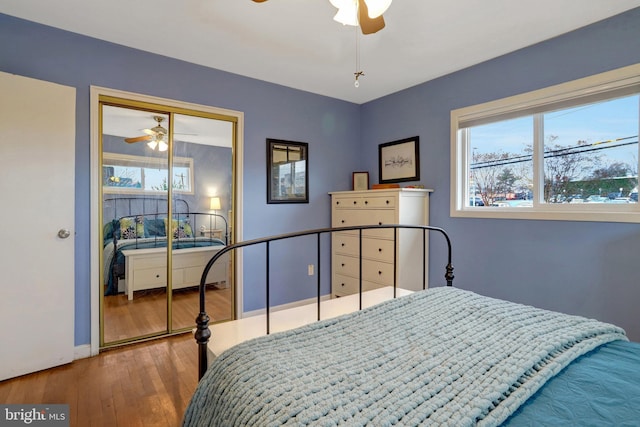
[57,229,71,239]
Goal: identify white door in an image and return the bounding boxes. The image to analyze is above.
[0,72,76,381]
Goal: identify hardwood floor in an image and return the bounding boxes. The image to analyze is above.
[104,285,232,343]
[0,334,199,427]
[0,287,231,425]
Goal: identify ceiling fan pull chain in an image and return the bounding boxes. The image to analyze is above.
[354,26,364,88]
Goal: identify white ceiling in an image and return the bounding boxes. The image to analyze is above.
[102,105,233,147]
[1,0,639,104]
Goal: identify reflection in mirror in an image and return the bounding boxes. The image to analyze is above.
[267,139,309,204]
[100,104,235,346]
[101,106,170,343]
[171,113,234,331]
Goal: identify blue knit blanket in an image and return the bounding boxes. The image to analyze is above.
[183,287,626,426]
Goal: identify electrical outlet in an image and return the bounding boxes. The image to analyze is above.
[308,264,314,276]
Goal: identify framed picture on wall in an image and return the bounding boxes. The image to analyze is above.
[352,171,369,191]
[378,136,420,183]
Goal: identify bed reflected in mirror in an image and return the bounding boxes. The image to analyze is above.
[99,103,235,347]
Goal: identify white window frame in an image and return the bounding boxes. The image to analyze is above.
[102,152,195,195]
[451,63,640,223]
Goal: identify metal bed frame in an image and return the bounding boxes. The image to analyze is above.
[104,197,230,295]
[104,197,230,244]
[195,224,454,379]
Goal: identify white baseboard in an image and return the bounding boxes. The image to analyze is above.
[242,294,331,318]
[74,344,92,360]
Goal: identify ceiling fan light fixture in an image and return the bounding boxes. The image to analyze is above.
[147,140,158,150]
[333,3,358,26]
[364,0,392,18]
[330,0,391,28]
[158,140,168,152]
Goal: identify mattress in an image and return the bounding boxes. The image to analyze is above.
[502,339,640,426]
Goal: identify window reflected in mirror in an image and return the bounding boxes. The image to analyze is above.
[99,103,235,347]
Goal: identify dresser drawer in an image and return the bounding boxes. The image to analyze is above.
[332,274,383,297]
[333,197,362,208]
[136,268,167,287]
[334,254,361,277]
[333,233,360,257]
[360,196,395,208]
[333,195,396,209]
[334,254,394,285]
[362,238,395,262]
[334,233,394,262]
[362,259,394,285]
[332,209,396,229]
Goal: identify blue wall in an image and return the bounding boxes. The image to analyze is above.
[1,8,639,345]
[0,13,360,346]
[360,8,640,340]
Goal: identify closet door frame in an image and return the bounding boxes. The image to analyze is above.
[89,86,244,354]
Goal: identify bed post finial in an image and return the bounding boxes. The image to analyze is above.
[195,311,211,380]
[445,264,454,287]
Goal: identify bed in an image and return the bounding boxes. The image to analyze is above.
[103,197,229,299]
[184,224,640,426]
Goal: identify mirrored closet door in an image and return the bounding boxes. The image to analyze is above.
[99,99,236,347]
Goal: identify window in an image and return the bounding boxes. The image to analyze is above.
[451,64,640,222]
[102,152,194,194]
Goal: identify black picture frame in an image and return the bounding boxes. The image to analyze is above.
[378,136,420,184]
[267,138,309,204]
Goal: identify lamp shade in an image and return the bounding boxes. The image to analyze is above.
[209,197,221,210]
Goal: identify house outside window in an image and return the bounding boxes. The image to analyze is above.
[451,64,640,223]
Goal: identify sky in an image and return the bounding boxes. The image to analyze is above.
[470,94,639,178]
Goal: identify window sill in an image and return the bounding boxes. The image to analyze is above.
[451,204,640,223]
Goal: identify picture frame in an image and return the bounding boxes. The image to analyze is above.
[267,138,309,204]
[378,136,420,184]
[352,171,369,191]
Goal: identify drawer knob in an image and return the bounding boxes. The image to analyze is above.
[378,222,382,225]
[364,200,368,204]
[341,243,345,247]
[341,283,345,287]
[337,201,340,205]
[353,200,357,205]
[341,220,345,224]
[341,263,345,267]
[378,248,382,252]
[156,274,160,278]
[386,200,389,204]
[378,271,382,275]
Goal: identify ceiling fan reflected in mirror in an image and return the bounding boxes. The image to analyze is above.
[124,115,169,151]
[251,0,392,35]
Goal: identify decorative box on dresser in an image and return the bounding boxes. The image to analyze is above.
[329,188,432,297]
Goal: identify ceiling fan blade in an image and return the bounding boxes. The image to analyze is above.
[357,0,385,34]
[252,0,268,2]
[124,135,152,143]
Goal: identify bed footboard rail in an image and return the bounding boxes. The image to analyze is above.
[195,224,454,380]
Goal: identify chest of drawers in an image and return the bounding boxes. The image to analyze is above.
[121,246,228,300]
[329,189,432,297]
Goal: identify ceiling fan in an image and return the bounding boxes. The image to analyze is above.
[252,0,392,35]
[124,115,169,151]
